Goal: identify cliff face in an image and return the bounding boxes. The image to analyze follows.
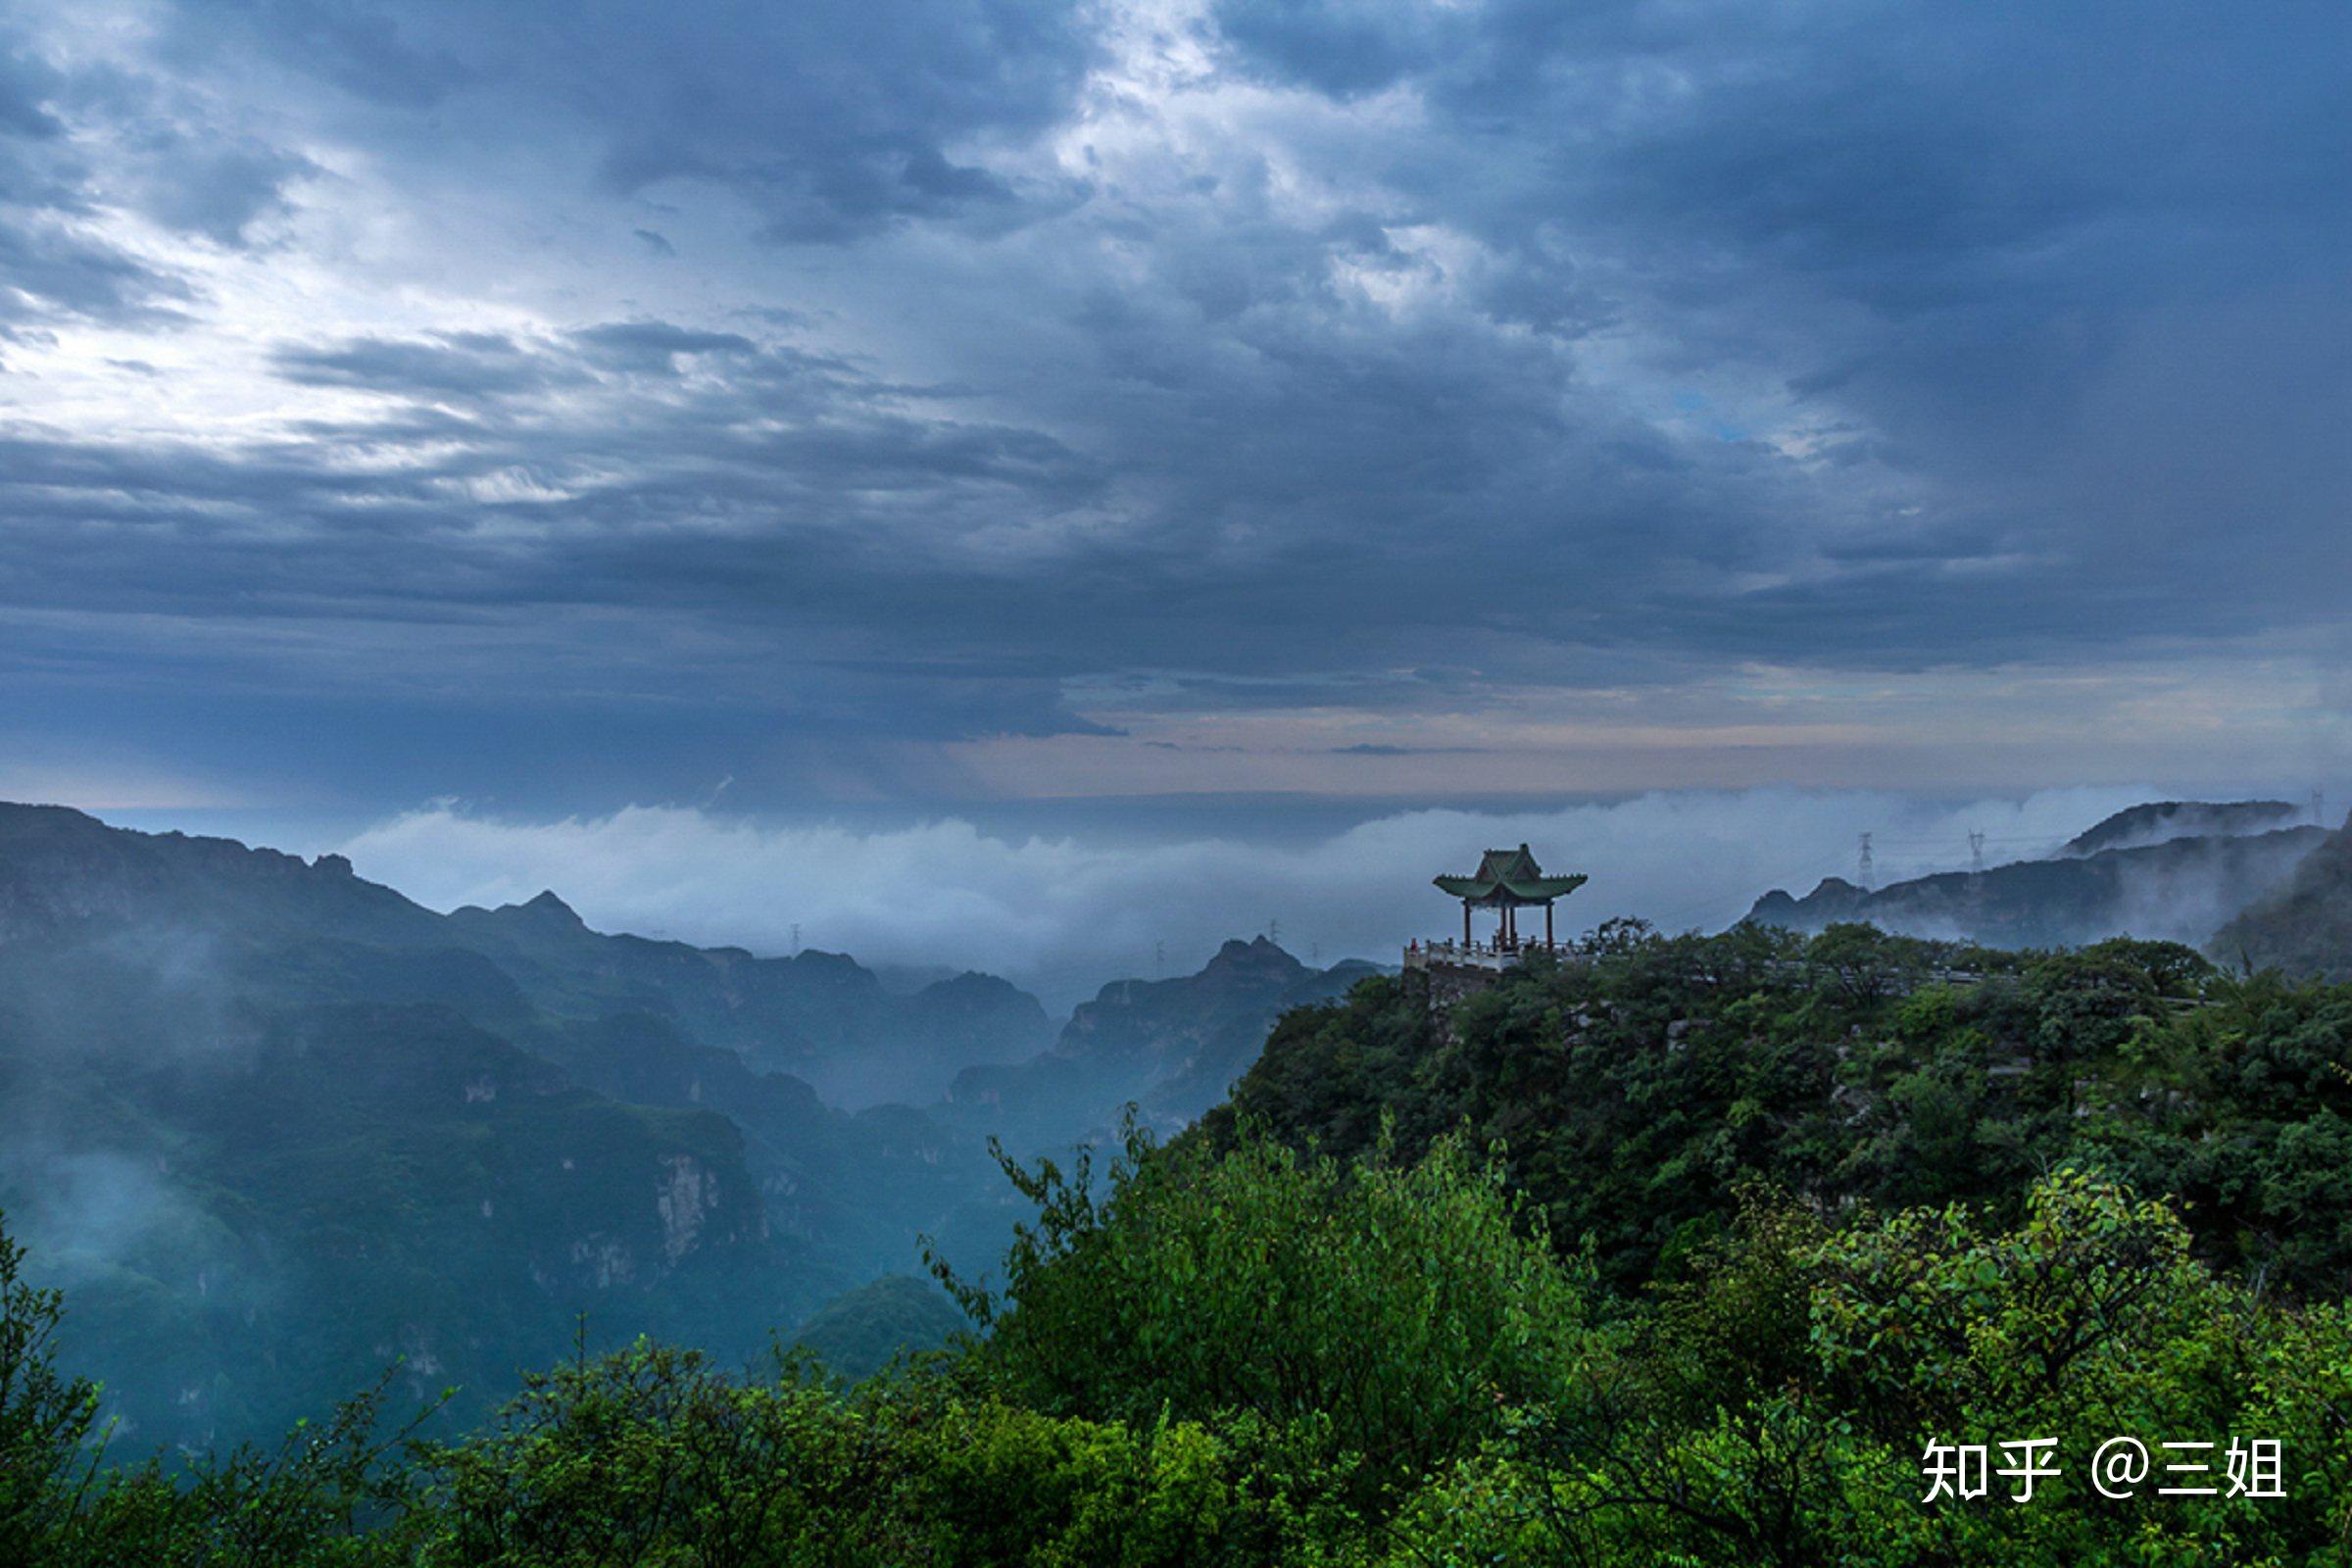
[1746,823,2327,950]
[0,950,799,1452]
[0,803,1024,1451]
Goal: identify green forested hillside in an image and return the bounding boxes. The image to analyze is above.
[787,1273,966,1382]
[1210,918,2352,1294]
[0,804,1383,1459]
[0,805,1036,1451]
[944,936,1380,1142]
[10,918,2352,1564]
[2212,817,2352,981]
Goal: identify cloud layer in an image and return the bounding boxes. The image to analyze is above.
[0,0,2345,814]
[342,785,2180,1004]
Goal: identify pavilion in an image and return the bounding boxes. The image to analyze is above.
[1434,844,1588,952]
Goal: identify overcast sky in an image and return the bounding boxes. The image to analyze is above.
[2,1,2347,962]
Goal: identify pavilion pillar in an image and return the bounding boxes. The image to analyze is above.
[1462,902,1471,948]
[1545,902,1553,949]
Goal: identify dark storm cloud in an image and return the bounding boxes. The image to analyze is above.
[2,0,2346,808]
[0,314,1124,742]
[0,218,191,324]
[161,0,471,108]
[0,40,65,140]
[566,321,758,373]
[168,0,1096,240]
[270,331,566,397]
[1194,0,2349,662]
[0,20,324,323]
[130,140,318,247]
[0,34,184,323]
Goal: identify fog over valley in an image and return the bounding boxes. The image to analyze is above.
[324,784,2333,1003]
[1,0,2346,1556]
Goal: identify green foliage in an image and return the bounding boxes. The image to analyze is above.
[789,1274,968,1383]
[1807,1167,2213,1439]
[397,1329,1360,1565]
[1215,923,2352,1297]
[1,1212,104,1561]
[14,912,2352,1565]
[946,1115,1589,1505]
[1384,1172,2352,1567]
[5,1212,428,1567]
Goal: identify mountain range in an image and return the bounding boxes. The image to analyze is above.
[1744,800,2328,950]
[12,793,2351,1457]
[0,802,1367,1453]
[2212,818,2352,980]
[944,936,1381,1144]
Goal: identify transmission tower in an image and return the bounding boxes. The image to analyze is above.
[1153,940,1165,974]
[1267,915,1280,946]
[790,922,801,954]
[1857,832,1875,890]
[2316,790,2328,829]
[1968,831,1985,873]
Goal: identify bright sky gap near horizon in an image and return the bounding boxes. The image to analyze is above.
[2,1,2346,979]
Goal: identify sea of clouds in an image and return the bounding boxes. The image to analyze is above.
[339,786,2192,1009]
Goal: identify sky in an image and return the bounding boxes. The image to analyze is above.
[1,1,2347,974]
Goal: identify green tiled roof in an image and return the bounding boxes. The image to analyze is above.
[1434,843,1588,905]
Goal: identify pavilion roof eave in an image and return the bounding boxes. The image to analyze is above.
[1433,872,1589,905]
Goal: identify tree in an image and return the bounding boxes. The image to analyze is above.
[941,1118,1591,1506]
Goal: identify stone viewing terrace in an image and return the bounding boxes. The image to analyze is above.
[1401,937,1561,973]
[1405,844,1588,1016]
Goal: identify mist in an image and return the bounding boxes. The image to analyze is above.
[337,785,2216,1007]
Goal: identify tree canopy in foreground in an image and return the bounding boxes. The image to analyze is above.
[9,922,2352,1565]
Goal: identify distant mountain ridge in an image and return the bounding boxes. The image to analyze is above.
[2209,815,2352,979]
[0,801,1378,1454]
[440,888,1053,1107]
[0,802,1050,1450]
[945,935,1381,1143]
[2059,799,2304,858]
[0,802,1053,1106]
[1746,800,2327,950]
